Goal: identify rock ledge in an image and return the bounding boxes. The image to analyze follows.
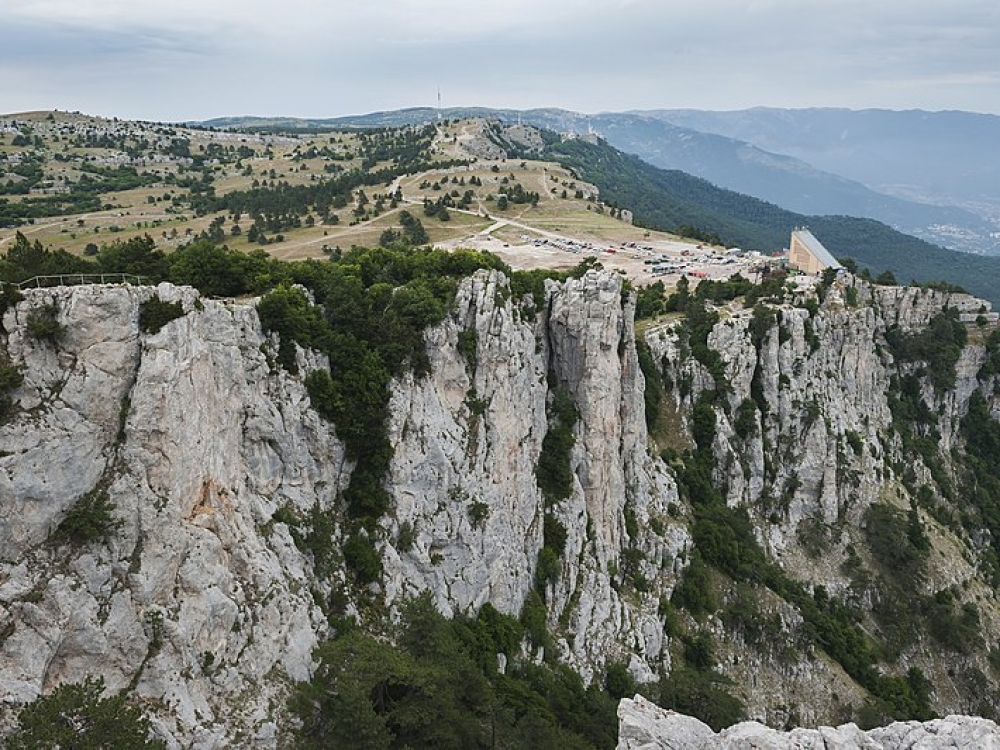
[617,695,1000,750]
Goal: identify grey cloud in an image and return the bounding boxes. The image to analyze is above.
[2,1,999,119]
[0,18,211,65]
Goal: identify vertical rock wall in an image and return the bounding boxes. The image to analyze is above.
[2,272,998,744]
[1,283,348,745]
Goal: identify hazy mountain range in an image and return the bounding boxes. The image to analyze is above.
[202,107,1000,256]
[643,107,1000,209]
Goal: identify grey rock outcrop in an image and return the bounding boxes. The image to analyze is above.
[0,272,689,745]
[2,283,348,745]
[617,695,1000,750]
[2,269,1000,745]
[380,269,686,679]
[643,276,1000,723]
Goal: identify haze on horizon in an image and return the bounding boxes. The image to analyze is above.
[1,0,999,122]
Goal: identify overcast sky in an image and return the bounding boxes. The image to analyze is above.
[2,0,998,121]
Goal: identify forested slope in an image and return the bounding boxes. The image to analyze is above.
[545,137,1000,302]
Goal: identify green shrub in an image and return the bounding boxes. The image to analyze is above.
[272,503,300,527]
[658,597,682,638]
[536,387,579,504]
[605,661,637,700]
[925,589,983,654]
[343,531,382,586]
[671,553,717,618]
[468,500,490,529]
[690,395,717,456]
[682,632,715,671]
[978,328,1000,379]
[9,677,164,749]
[397,520,416,552]
[54,488,121,544]
[733,399,758,440]
[749,304,775,349]
[535,546,561,593]
[257,285,329,374]
[657,667,746,732]
[543,514,568,556]
[0,360,23,423]
[635,280,667,319]
[26,302,64,343]
[139,295,184,334]
[803,318,820,352]
[299,503,340,577]
[166,241,277,297]
[683,300,728,392]
[520,589,551,652]
[457,329,478,376]
[692,504,768,582]
[863,503,929,578]
[844,430,864,456]
[959,392,1000,579]
[636,339,663,431]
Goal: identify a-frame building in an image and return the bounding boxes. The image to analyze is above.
[789,229,843,275]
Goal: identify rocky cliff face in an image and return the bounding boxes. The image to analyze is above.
[1,271,999,745]
[1,283,345,746]
[644,279,1000,725]
[381,269,685,682]
[0,271,688,745]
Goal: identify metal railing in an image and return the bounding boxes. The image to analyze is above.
[9,273,148,290]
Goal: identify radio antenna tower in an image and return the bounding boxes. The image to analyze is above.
[437,87,442,121]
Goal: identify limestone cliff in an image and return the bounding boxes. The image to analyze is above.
[1,270,1000,745]
[1,283,344,746]
[0,272,687,745]
[644,278,1000,725]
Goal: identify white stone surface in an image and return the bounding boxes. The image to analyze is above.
[617,696,1000,750]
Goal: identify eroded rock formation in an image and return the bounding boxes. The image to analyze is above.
[2,271,999,745]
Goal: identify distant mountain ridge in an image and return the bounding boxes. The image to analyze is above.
[641,107,1000,209]
[579,113,994,253]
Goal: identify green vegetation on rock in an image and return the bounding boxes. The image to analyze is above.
[54,488,122,545]
[138,295,185,334]
[25,302,64,344]
[8,677,164,749]
[536,385,579,504]
[885,309,967,393]
[291,594,619,749]
[0,357,23,424]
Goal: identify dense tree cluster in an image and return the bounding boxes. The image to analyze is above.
[7,677,164,749]
[0,159,162,225]
[885,309,967,393]
[292,595,620,749]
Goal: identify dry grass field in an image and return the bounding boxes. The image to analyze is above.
[0,112,768,286]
